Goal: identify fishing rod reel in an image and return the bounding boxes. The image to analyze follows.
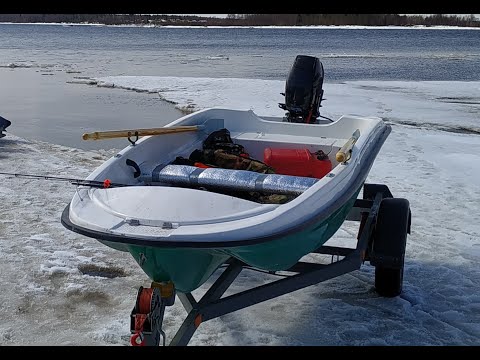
[279,55,326,124]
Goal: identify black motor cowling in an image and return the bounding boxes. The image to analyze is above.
[279,55,324,123]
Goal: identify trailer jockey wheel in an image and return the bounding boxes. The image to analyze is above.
[370,198,410,297]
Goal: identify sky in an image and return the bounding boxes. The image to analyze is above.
[1,73,479,345]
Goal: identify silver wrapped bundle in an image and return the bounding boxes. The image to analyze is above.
[150,165,318,195]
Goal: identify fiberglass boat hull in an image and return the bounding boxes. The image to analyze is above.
[61,108,391,293]
[62,185,361,293]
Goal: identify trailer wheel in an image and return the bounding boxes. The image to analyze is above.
[371,198,410,297]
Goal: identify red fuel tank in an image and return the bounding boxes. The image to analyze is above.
[264,148,332,179]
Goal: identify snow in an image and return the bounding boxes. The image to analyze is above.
[0,77,479,345]
[86,76,480,131]
[2,22,480,30]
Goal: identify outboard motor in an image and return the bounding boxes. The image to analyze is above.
[279,55,324,124]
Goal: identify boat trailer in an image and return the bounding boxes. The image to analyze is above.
[129,183,411,346]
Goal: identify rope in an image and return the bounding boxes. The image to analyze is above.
[137,288,153,313]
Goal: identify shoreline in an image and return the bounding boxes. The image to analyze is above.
[1,22,480,30]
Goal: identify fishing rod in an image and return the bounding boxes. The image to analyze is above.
[0,171,128,188]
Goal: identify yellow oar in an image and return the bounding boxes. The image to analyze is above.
[336,129,360,163]
[82,125,201,141]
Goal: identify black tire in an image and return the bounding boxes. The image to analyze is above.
[375,266,404,298]
[372,198,410,297]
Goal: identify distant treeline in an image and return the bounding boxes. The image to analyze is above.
[0,14,479,27]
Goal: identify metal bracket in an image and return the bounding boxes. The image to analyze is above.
[127,131,139,146]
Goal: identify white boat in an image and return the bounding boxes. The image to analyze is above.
[61,56,391,293]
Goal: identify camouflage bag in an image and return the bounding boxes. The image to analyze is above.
[184,129,291,204]
[207,149,275,174]
[202,128,246,156]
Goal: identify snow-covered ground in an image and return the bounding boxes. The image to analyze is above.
[0,77,479,345]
